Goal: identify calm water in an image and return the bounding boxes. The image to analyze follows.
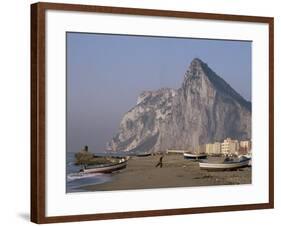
[66,152,112,193]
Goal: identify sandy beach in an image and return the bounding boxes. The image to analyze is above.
[80,154,251,192]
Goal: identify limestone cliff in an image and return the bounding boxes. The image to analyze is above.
[106,58,251,153]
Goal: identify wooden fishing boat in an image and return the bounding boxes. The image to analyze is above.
[183,152,207,160]
[239,154,252,166]
[136,152,151,157]
[80,158,128,174]
[199,156,250,170]
[166,149,186,154]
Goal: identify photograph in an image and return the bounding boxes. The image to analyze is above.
[30,2,274,223]
[66,33,252,193]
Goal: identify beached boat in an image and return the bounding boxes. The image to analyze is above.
[199,156,250,170]
[183,152,207,160]
[136,152,151,157]
[80,158,128,174]
[166,149,186,154]
[239,154,252,166]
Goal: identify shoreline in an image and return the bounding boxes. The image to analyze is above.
[76,154,251,192]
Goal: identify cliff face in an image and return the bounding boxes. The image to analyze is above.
[106,58,251,153]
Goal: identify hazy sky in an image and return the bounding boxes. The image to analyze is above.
[67,32,252,153]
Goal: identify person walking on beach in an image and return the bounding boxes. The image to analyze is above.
[155,155,164,168]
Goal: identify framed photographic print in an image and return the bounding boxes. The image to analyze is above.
[31,2,274,223]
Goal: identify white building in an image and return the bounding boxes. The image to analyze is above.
[221,138,240,155]
[205,142,221,155]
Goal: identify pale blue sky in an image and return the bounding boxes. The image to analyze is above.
[67,32,252,153]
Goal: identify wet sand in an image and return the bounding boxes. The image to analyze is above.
[81,154,251,191]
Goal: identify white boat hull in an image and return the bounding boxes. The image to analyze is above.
[82,159,127,174]
[184,153,207,159]
[199,159,250,170]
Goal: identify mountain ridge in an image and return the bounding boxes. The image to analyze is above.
[106,58,251,153]
[183,58,251,109]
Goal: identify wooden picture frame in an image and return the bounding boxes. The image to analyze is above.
[31,2,274,224]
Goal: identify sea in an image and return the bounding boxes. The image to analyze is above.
[66,152,113,193]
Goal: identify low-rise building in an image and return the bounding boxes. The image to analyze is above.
[205,138,251,156]
[240,140,252,151]
[221,138,240,155]
[205,142,221,155]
